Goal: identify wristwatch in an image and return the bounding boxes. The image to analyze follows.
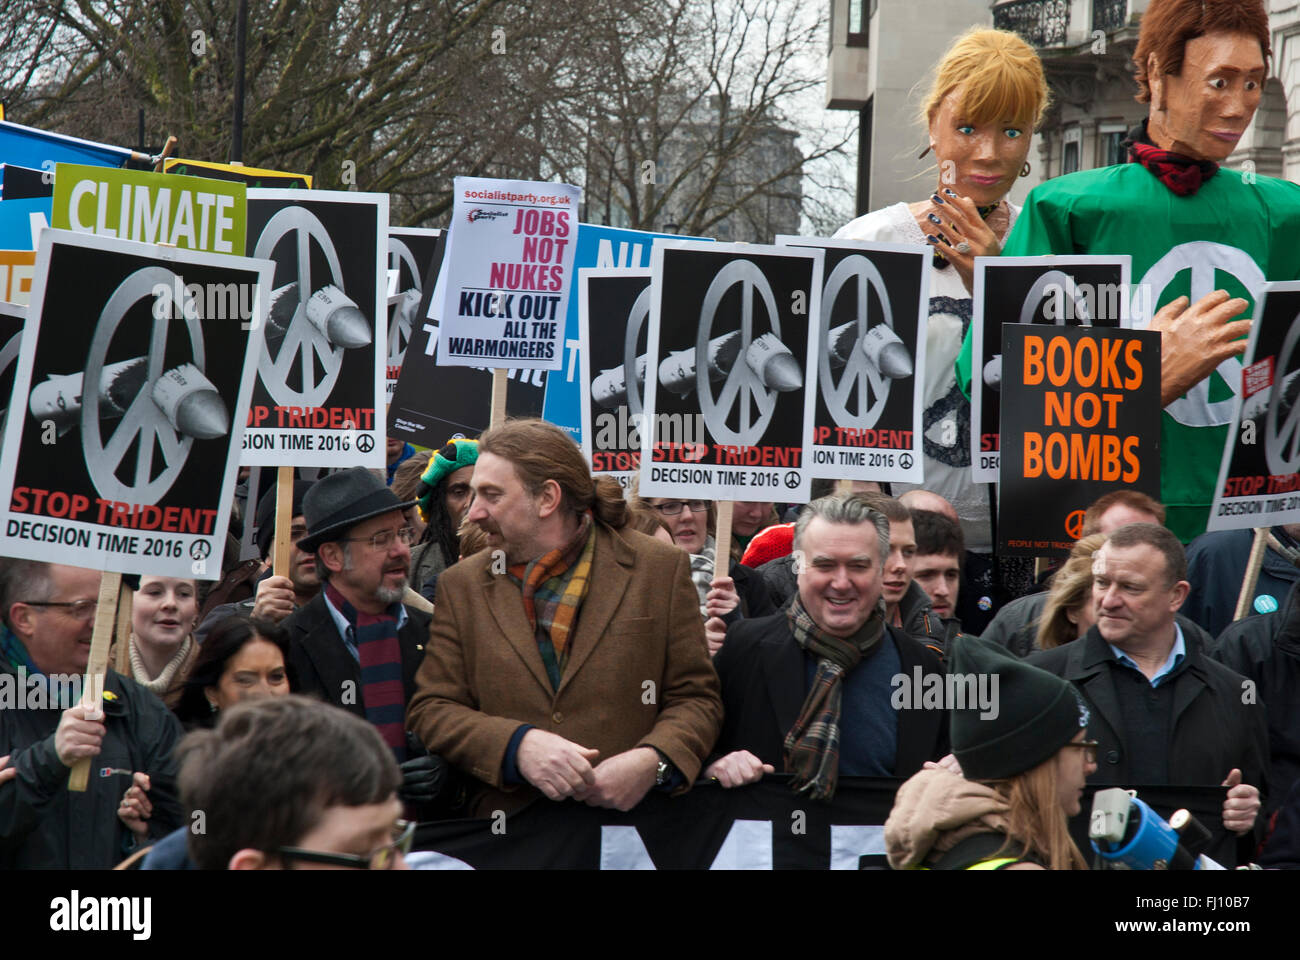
[653,749,674,786]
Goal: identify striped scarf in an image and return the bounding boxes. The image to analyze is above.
[325,583,407,761]
[783,594,886,801]
[508,514,595,690]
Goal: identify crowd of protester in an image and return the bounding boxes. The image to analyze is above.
[1,412,1297,870]
[4,0,1300,872]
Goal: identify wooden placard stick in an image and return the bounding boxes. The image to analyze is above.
[68,571,122,792]
[1233,527,1270,622]
[713,500,734,583]
[111,587,133,676]
[490,369,508,429]
[273,465,295,578]
[151,135,178,173]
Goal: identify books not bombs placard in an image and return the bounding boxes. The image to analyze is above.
[242,189,388,466]
[971,255,1130,483]
[1208,282,1300,529]
[638,241,821,502]
[778,236,927,483]
[0,229,268,578]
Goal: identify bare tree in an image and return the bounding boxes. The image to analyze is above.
[0,1,852,235]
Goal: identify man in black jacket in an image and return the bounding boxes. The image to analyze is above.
[1212,578,1300,816]
[706,494,947,798]
[1028,524,1268,846]
[283,468,455,817]
[0,561,184,868]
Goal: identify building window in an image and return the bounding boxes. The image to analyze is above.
[1062,141,1079,175]
[1099,126,1127,167]
[847,0,871,47]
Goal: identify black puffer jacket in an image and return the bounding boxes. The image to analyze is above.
[1211,579,1300,815]
[0,664,185,868]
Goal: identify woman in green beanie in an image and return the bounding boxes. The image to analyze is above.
[410,437,479,600]
[885,637,1095,869]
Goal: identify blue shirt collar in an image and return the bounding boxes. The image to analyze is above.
[1108,622,1185,687]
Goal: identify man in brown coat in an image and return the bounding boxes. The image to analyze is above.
[406,418,722,816]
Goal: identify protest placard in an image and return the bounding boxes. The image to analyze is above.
[1208,282,1300,529]
[163,157,313,189]
[970,255,1131,483]
[436,176,581,370]
[637,241,821,502]
[578,268,653,485]
[387,227,543,449]
[997,325,1161,556]
[386,227,442,403]
[778,236,927,483]
[0,300,24,431]
[0,229,268,578]
[541,224,705,441]
[52,162,246,255]
[241,189,387,467]
[0,249,35,304]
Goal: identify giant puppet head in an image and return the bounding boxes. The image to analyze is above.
[1134,0,1270,162]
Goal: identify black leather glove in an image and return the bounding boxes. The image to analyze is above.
[399,752,449,806]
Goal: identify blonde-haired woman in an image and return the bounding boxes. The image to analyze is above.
[886,638,1094,870]
[127,576,200,709]
[1036,534,1108,650]
[835,28,1050,604]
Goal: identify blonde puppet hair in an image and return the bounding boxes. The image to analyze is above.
[920,28,1051,133]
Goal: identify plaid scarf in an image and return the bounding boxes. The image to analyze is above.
[325,582,407,761]
[783,594,886,801]
[1124,119,1217,197]
[508,514,595,690]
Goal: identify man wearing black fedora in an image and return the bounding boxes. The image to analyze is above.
[284,467,458,817]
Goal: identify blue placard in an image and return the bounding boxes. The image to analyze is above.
[542,223,710,441]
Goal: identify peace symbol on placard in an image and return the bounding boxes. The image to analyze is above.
[82,266,204,504]
[1064,509,1086,540]
[696,260,781,448]
[622,286,653,418]
[387,237,421,368]
[1130,242,1264,428]
[254,207,348,407]
[819,254,893,430]
[1265,312,1300,476]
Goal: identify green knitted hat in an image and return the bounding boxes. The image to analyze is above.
[948,637,1089,781]
[416,437,479,521]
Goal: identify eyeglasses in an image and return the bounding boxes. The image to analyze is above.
[1064,739,1099,763]
[21,599,97,621]
[340,525,416,551]
[277,818,414,870]
[652,500,708,517]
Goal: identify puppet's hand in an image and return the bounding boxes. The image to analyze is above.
[1151,290,1251,407]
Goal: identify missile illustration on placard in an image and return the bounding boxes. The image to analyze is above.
[983,354,1003,391]
[827,322,913,380]
[28,357,229,439]
[592,354,650,409]
[266,282,372,349]
[593,331,744,408]
[743,331,803,392]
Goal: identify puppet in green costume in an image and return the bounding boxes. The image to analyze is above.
[952,0,1300,541]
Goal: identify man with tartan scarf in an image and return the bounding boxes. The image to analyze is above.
[707,495,948,800]
[406,418,722,816]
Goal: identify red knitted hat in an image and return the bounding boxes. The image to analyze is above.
[740,522,795,568]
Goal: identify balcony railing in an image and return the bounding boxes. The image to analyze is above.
[993,0,1070,46]
[1092,0,1128,33]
